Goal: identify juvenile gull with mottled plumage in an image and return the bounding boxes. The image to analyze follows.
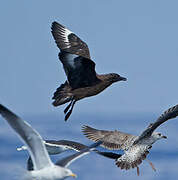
[82,104,178,175]
[51,21,127,121]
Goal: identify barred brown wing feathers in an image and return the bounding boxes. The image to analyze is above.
[82,125,136,150]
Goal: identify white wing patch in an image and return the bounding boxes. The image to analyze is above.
[61,26,73,48]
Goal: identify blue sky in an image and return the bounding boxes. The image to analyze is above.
[0,1,178,179]
[1,0,178,117]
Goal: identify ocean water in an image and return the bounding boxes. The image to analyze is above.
[0,112,178,180]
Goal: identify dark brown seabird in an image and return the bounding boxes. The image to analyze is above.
[51,21,127,121]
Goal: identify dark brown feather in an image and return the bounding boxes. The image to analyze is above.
[51,21,90,59]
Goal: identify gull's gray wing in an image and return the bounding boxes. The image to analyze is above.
[17,140,87,155]
[17,140,86,155]
[45,140,88,153]
[55,141,102,168]
[134,104,178,144]
[26,140,121,171]
[0,104,53,170]
[82,125,136,150]
[45,139,122,159]
[51,21,90,59]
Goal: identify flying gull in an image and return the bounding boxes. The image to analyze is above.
[0,104,102,180]
[82,104,178,175]
[51,21,127,121]
[17,139,122,171]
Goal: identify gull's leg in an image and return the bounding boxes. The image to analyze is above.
[146,159,156,171]
[136,166,140,176]
[65,100,76,121]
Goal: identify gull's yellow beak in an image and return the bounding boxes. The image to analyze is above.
[70,173,77,178]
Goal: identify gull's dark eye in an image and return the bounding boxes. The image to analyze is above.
[158,133,161,136]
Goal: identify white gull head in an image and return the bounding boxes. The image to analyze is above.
[150,132,167,144]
